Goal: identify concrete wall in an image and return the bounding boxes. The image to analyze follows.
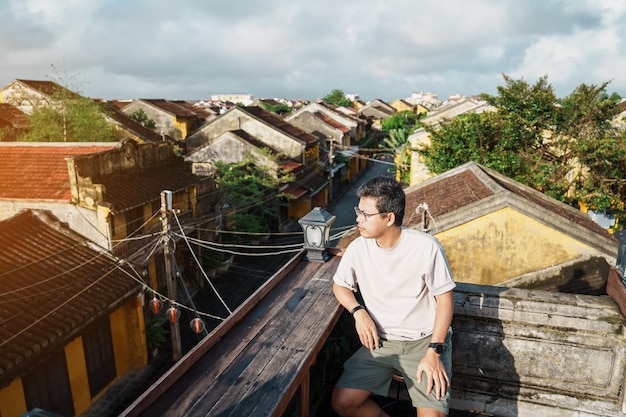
[452,282,626,416]
[0,201,108,249]
[123,101,179,140]
[187,108,304,159]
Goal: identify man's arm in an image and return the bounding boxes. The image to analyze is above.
[333,282,381,350]
[417,290,454,400]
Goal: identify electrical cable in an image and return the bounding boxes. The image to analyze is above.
[173,211,233,315]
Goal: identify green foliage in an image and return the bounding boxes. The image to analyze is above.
[214,159,286,238]
[421,74,626,210]
[18,83,115,142]
[128,108,157,129]
[378,111,421,184]
[322,89,352,107]
[145,317,169,350]
[381,110,419,133]
[260,101,291,115]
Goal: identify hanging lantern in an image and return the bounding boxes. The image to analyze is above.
[190,317,205,334]
[166,306,180,323]
[149,296,162,314]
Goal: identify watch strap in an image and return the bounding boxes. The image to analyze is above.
[350,305,365,315]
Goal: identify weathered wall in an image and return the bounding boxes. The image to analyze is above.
[123,101,179,140]
[436,207,612,285]
[187,109,304,159]
[452,282,626,417]
[0,201,107,248]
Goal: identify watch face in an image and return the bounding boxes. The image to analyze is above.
[430,343,444,354]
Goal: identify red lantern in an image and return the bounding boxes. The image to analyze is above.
[166,307,180,323]
[149,297,162,314]
[190,318,205,334]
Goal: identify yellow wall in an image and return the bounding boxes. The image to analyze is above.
[0,379,27,417]
[65,338,90,414]
[110,298,148,377]
[435,207,592,285]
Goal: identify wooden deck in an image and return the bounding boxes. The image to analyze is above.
[120,249,343,417]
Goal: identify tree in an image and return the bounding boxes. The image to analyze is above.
[555,83,624,209]
[380,110,420,133]
[213,159,289,240]
[128,109,157,129]
[18,80,115,142]
[379,128,411,184]
[421,74,626,210]
[322,89,352,107]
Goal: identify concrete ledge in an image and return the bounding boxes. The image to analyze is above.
[451,282,626,417]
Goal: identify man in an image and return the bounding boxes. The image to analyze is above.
[331,176,455,417]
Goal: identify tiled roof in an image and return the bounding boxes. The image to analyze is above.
[244,106,319,145]
[0,210,142,386]
[99,101,166,143]
[171,101,216,119]
[96,161,203,213]
[140,99,197,118]
[0,103,28,128]
[314,112,351,133]
[228,129,282,154]
[0,144,116,201]
[13,79,81,99]
[404,161,617,243]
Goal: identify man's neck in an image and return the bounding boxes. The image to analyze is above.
[375,226,402,249]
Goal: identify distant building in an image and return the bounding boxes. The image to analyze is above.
[210,94,254,106]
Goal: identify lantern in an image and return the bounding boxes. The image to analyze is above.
[190,318,205,334]
[149,296,162,314]
[298,207,336,262]
[166,306,180,323]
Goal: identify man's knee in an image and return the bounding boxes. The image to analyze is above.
[331,386,367,414]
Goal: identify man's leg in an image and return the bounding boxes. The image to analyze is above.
[416,407,446,416]
[331,386,391,417]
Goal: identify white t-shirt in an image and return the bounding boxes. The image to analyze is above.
[333,228,456,341]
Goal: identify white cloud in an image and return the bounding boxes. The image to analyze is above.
[1,0,625,101]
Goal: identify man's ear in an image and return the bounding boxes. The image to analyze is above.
[385,212,396,227]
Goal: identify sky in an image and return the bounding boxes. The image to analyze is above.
[1,0,626,103]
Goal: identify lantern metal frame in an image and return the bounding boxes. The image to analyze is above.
[298,207,336,262]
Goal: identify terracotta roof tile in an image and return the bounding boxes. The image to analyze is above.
[314,112,351,133]
[0,144,116,201]
[0,210,142,386]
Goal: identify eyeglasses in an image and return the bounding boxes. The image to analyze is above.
[354,207,387,220]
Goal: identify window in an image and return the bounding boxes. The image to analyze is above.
[82,318,116,397]
[23,350,74,416]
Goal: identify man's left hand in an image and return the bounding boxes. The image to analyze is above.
[416,349,449,400]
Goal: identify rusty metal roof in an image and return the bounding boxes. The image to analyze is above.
[0,210,143,387]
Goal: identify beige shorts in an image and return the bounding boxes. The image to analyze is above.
[336,331,452,413]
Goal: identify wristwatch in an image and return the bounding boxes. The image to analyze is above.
[428,342,445,355]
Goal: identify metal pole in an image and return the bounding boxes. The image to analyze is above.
[161,190,182,361]
[328,138,334,203]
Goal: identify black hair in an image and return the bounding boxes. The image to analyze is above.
[356,176,405,226]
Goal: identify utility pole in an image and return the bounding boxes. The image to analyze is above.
[328,138,335,203]
[161,190,182,361]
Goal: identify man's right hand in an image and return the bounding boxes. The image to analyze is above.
[353,309,380,350]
